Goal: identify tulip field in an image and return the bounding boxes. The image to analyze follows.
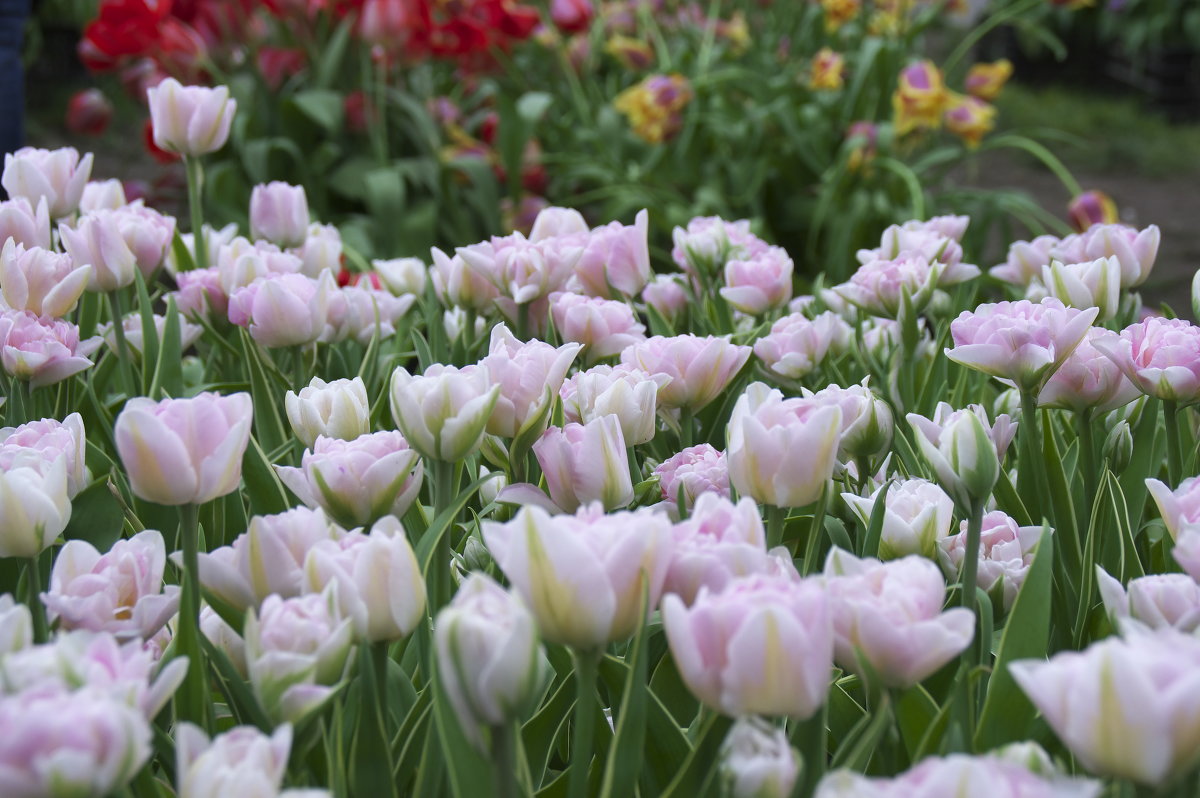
[5,1,1200,797]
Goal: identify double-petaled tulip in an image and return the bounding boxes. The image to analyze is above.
[727,383,843,509]
[435,574,544,746]
[1038,327,1141,414]
[832,253,943,319]
[1092,317,1200,404]
[200,607,246,677]
[549,291,646,363]
[0,240,90,318]
[1097,567,1200,632]
[664,574,833,717]
[250,182,309,249]
[641,274,689,322]
[1,146,92,219]
[195,506,343,612]
[0,197,50,250]
[109,203,177,279]
[1146,475,1200,540]
[322,285,415,346]
[1011,628,1200,786]
[175,723,295,798]
[101,312,203,359]
[843,478,953,560]
[892,60,948,135]
[944,95,995,148]
[671,216,771,280]
[654,444,731,510]
[244,586,355,723]
[459,233,582,306]
[526,415,633,513]
[990,235,1058,287]
[303,517,425,644]
[228,272,335,348]
[907,404,1006,510]
[294,222,342,278]
[1050,223,1159,289]
[664,495,772,605]
[0,594,31,655]
[719,717,801,798]
[482,503,673,650]
[945,298,1098,394]
[285,377,370,448]
[389,363,500,463]
[529,206,589,242]
[965,58,1013,100]
[146,79,237,157]
[621,334,751,412]
[1068,191,1119,233]
[430,246,500,312]
[480,324,581,439]
[1041,256,1121,321]
[0,686,151,798]
[58,210,139,292]
[938,511,1044,612]
[277,432,423,528]
[373,257,427,296]
[861,221,980,284]
[753,311,852,380]
[561,365,665,446]
[0,310,98,388]
[115,392,252,506]
[41,529,180,640]
[571,209,652,299]
[803,381,894,461]
[719,245,794,315]
[0,453,70,558]
[0,413,89,498]
[80,179,126,213]
[173,267,228,320]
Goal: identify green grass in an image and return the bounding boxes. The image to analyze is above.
[997,84,1200,177]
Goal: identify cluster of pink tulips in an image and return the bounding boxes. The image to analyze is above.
[0,80,1196,798]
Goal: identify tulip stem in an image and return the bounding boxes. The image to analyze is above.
[960,501,984,615]
[106,290,137,400]
[568,650,600,798]
[25,556,46,644]
[766,504,787,550]
[430,458,456,610]
[184,156,207,270]
[1077,410,1098,528]
[802,486,830,575]
[793,705,827,796]
[175,501,209,728]
[1164,400,1183,487]
[490,722,519,798]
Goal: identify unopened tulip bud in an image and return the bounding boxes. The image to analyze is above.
[250,182,309,248]
[1104,420,1133,473]
[175,723,293,798]
[0,594,31,655]
[147,79,237,157]
[1042,257,1121,321]
[534,415,633,512]
[719,717,801,798]
[373,257,427,296]
[390,363,500,462]
[80,179,126,213]
[907,406,1001,510]
[1068,190,1118,233]
[0,454,71,558]
[285,377,370,448]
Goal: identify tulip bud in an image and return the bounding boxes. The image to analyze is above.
[285,377,370,448]
[560,365,665,446]
[843,478,953,560]
[80,179,126,213]
[373,257,427,296]
[389,363,500,463]
[1104,420,1133,473]
[804,381,894,461]
[435,574,544,746]
[719,717,801,798]
[66,88,114,136]
[1042,257,1121,322]
[719,245,794,315]
[532,415,633,513]
[529,206,588,242]
[250,182,309,249]
[641,274,689,323]
[175,723,293,798]
[0,239,91,318]
[147,79,237,157]
[1067,190,1119,233]
[907,405,1002,511]
[115,392,253,506]
[1,146,93,219]
[0,453,71,558]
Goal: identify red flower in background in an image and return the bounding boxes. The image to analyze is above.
[550,0,594,34]
[257,47,308,91]
[143,118,181,164]
[80,0,205,79]
[66,89,114,136]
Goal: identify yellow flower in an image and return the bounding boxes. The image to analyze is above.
[965,59,1013,101]
[943,93,996,148]
[807,48,846,91]
[821,0,861,32]
[605,35,655,71]
[892,60,948,136]
[614,74,694,144]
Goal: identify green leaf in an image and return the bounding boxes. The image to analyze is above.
[599,595,650,798]
[242,435,291,517]
[895,685,940,760]
[134,270,158,395]
[523,673,576,788]
[170,230,197,274]
[430,649,493,798]
[201,633,272,731]
[974,530,1053,750]
[61,478,124,551]
[149,296,183,399]
[291,89,345,136]
[315,16,354,88]
[239,330,287,455]
[660,713,733,798]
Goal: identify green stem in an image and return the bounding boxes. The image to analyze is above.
[1078,410,1098,541]
[766,504,787,550]
[679,411,694,450]
[516,302,531,342]
[184,157,207,269]
[106,290,138,400]
[568,650,600,798]
[1165,400,1183,488]
[372,641,390,733]
[26,556,46,643]
[960,501,984,614]
[1017,391,1043,521]
[430,458,456,611]
[6,378,26,427]
[802,485,830,575]
[174,502,208,728]
[794,705,827,796]
[490,722,519,798]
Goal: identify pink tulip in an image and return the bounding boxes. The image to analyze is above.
[946,298,1098,393]
[195,506,344,612]
[389,363,500,462]
[1174,529,1200,583]
[569,209,651,298]
[1146,475,1200,540]
[42,529,180,640]
[753,311,852,380]
[0,685,151,798]
[175,723,293,798]
[0,240,90,318]
[293,222,342,278]
[529,206,589,242]
[549,291,645,362]
[430,246,500,312]
[990,235,1059,287]
[1041,256,1121,321]
[147,79,237,157]
[173,266,228,319]
[719,245,794,315]
[843,478,953,560]
[323,285,415,346]
[900,215,970,243]
[720,718,801,798]
[802,381,894,461]
[58,210,139,292]
[1037,327,1141,414]
[200,606,246,677]
[0,413,89,498]
[907,403,1011,510]
[459,233,582,305]
[480,324,582,438]
[531,415,633,512]
[727,383,843,508]
[831,253,942,319]
[655,444,730,510]
[1,146,93,219]
[482,503,673,649]
[285,376,371,449]
[663,574,833,717]
[858,221,980,284]
[172,223,238,273]
[671,216,771,278]
[1010,628,1200,786]
[250,182,310,249]
[0,455,71,558]
[0,310,98,388]
[373,257,427,296]
[1049,223,1160,288]
[1092,317,1200,404]
[102,203,177,279]
[276,432,423,528]
[1097,568,1200,632]
[102,312,203,359]
[937,511,1043,611]
[664,494,772,604]
[641,274,689,322]
[114,391,253,506]
[824,548,974,688]
[228,272,335,348]
[0,594,31,656]
[0,197,51,250]
[561,364,665,446]
[621,334,751,412]
[80,179,127,213]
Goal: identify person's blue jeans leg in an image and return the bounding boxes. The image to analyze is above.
[0,0,27,160]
